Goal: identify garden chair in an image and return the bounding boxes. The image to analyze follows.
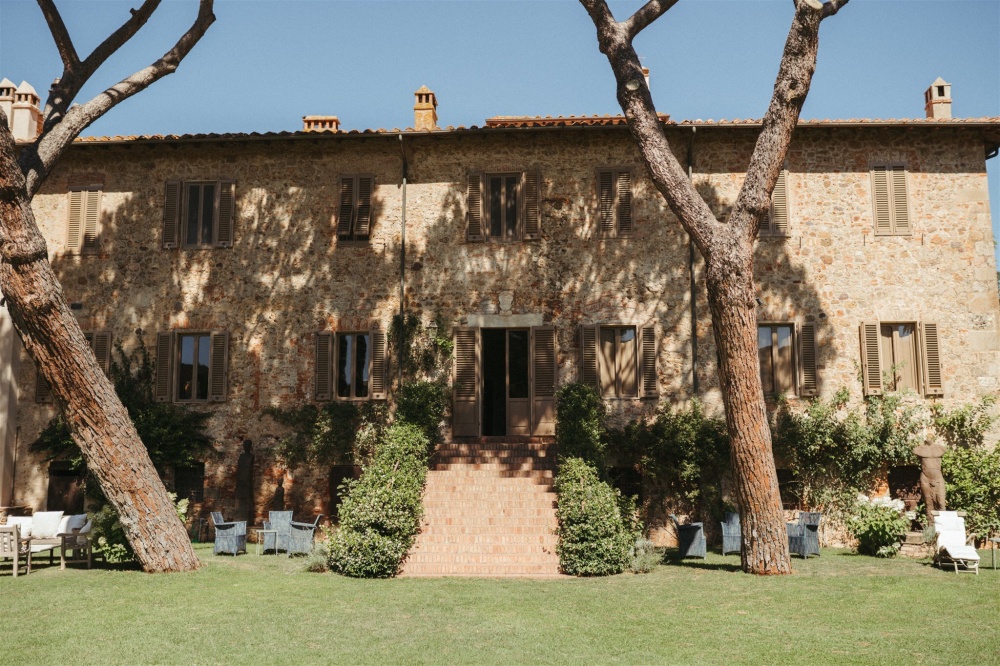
[787,511,821,558]
[210,511,247,556]
[262,511,294,554]
[670,514,706,559]
[288,514,324,556]
[720,512,741,555]
[1,525,29,577]
[933,511,979,575]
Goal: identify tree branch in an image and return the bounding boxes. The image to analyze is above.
[822,0,850,19]
[623,0,680,40]
[21,0,215,199]
[79,1,161,80]
[36,0,80,71]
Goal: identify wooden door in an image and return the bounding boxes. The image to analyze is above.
[506,329,531,436]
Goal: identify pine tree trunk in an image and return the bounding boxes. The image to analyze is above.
[0,125,199,573]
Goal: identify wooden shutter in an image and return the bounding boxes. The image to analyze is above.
[208,331,229,402]
[452,327,480,437]
[91,331,112,375]
[354,176,374,239]
[859,322,883,396]
[370,327,387,400]
[66,189,84,253]
[890,167,910,235]
[216,179,235,247]
[35,367,52,403]
[162,180,181,249]
[580,325,599,388]
[315,332,333,401]
[523,171,541,240]
[920,322,944,397]
[768,169,789,236]
[82,189,101,253]
[466,174,484,241]
[616,170,633,236]
[597,170,615,237]
[640,324,658,398]
[154,332,173,402]
[531,326,556,436]
[337,177,355,238]
[797,323,818,397]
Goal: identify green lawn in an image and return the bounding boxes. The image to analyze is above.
[2,544,998,665]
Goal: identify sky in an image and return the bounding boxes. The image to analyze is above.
[2,0,998,255]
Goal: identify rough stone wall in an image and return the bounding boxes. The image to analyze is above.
[9,125,999,526]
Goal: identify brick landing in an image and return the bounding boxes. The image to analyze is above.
[401,438,562,577]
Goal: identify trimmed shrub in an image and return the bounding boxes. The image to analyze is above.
[629,538,661,574]
[555,457,638,576]
[555,383,605,463]
[847,496,909,557]
[395,380,448,447]
[942,445,1000,539]
[328,422,429,578]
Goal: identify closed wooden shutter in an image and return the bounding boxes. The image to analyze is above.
[91,331,112,375]
[154,332,173,402]
[768,169,789,236]
[452,327,480,437]
[66,189,84,253]
[890,167,910,235]
[523,171,541,240]
[208,331,229,402]
[216,180,235,247]
[370,327,387,400]
[597,169,615,237]
[872,165,910,236]
[640,324,658,398]
[82,189,101,253]
[580,325,599,389]
[531,326,556,436]
[617,170,633,236]
[798,323,818,397]
[354,176,374,239]
[337,177,355,238]
[162,180,181,249]
[920,322,944,396]
[315,332,333,401]
[35,367,52,403]
[859,322,883,396]
[466,174,484,241]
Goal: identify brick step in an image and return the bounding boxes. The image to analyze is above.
[422,497,555,507]
[429,467,554,478]
[448,436,556,445]
[422,486,555,495]
[903,531,926,545]
[418,518,556,528]
[433,456,556,468]
[401,564,560,577]
[431,462,554,471]
[407,546,557,556]
[411,534,556,544]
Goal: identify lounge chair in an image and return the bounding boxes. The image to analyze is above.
[1,525,29,577]
[933,511,979,575]
[720,512,741,555]
[670,514,706,559]
[262,511,294,554]
[787,511,821,558]
[288,514,324,556]
[210,511,247,556]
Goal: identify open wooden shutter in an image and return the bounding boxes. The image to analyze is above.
[370,327,387,400]
[859,322,883,396]
[768,169,789,236]
[452,327,480,437]
[336,177,355,238]
[354,176,374,239]
[216,180,235,247]
[66,189,84,253]
[208,331,229,402]
[920,322,944,397]
[466,174,484,241]
[82,189,101,253]
[597,170,615,237]
[523,171,541,240]
[315,332,333,401]
[798,323,818,397]
[580,325,599,389]
[91,331,112,375]
[35,368,52,403]
[640,324,658,398]
[531,326,556,436]
[616,170,633,236]
[162,180,181,249]
[154,332,173,402]
[890,166,910,235]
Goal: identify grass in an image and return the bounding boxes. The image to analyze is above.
[2,544,998,665]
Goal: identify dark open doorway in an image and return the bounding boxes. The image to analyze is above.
[482,329,507,435]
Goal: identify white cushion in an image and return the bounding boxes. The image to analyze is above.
[57,515,71,535]
[31,511,64,539]
[78,519,92,534]
[66,513,88,533]
[6,516,31,538]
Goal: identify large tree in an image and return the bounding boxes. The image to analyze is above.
[0,0,215,572]
[580,0,848,574]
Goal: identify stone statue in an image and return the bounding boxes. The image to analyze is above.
[270,476,285,512]
[235,439,255,523]
[913,437,947,526]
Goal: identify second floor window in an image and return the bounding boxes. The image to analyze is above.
[315,329,387,401]
[596,168,633,238]
[162,179,235,249]
[66,184,102,254]
[467,171,540,242]
[154,330,230,403]
[336,175,375,241]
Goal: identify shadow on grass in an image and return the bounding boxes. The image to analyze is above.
[660,549,743,572]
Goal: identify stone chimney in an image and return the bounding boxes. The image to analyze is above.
[642,67,650,91]
[924,77,952,119]
[413,86,438,131]
[0,78,16,128]
[302,115,340,132]
[11,80,41,141]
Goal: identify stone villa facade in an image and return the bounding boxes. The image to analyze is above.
[1,78,999,552]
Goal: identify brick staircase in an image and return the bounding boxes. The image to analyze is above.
[401,438,562,577]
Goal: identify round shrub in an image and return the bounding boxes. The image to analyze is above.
[847,496,909,557]
[555,383,605,462]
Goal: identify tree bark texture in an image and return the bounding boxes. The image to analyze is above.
[581,0,846,574]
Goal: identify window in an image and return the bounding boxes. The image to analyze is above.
[759,169,789,237]
[162,179,235,249]
[581,324,657,399]
[859,322,942,397]
[36,331,111,403]
[315,329,387,401]
[756,323,818,398]
[154,331,229,403]
[870,164,910,236]
[174,463,205,503]
[336,174,374,241]
[66,185,102,254]
[596,168,633,238]
[466,172,540,241]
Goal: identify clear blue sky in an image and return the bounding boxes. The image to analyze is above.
[2,0,998,257]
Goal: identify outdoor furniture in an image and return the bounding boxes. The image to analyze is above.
[262,511,294,554]
[0,524,29,577]
[787,511,821,558]
[210,511,247,556]
[933,511,979,575]
[720,512,741,555]
[5,511,92,571]
[991,537,999,571]
[670,514,706,559]
[288,514,324,556]
[254,528,278,556]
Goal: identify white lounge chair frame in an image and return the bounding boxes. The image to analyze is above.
[933,511,979,575]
